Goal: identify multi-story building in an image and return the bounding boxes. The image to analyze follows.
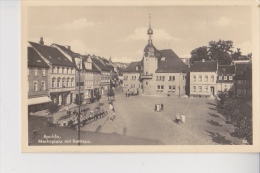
[81,55,101,99]
[234,63,252,98]
[217,65,236,95]
[123,61,143,92]
[92,56,112,95]
[189,61,218,98]
[28,47,51,112]
[29,38,76,106]
[125,15,188,96]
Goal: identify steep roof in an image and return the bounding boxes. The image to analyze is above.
[235,63,252,75]
[92,57,111,72]
[155,49,188,73]
[28,47,49,68]
[29,42,75,67]
[190,61,218,72]
[218,65,235,75]
[52,43,80,58]
[81,55,100,73]
[123,61,143,73]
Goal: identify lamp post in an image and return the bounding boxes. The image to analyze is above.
[77,59,82,146]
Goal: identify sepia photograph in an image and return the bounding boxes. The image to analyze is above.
[21,2,260,152]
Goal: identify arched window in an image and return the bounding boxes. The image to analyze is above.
[57,77,61,88]
[67,77,70,87]
[62,78,65,88]
[52,77,56,88]
[71,78,74,87]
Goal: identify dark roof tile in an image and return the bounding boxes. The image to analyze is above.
[190,61,218,72]
[28,47,49,68]
[29,42,75,67]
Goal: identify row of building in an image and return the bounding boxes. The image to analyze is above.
[122,16,252,98]
[28,38,118,113]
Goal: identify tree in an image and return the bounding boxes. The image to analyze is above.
[223,98,238,122]
[231,48,242,60]
[107,88,115,101]
[208,40,233,65]
[190,46,208,64]
[47,102,59,116]
[234,117,252,144]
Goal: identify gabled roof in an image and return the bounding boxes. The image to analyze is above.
[218,65,235,75]
[29,42,75,67]
[123,61,143,73]
[52,43,80,58]
[235,63,252,75]
[92,57,111,72]
[155,49,188,73]
[190,61,218,72]
[81,55,100,73]
[28,47,49,68]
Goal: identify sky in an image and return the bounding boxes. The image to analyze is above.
[28,6,252,63]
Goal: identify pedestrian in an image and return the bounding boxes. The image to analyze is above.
[161,104,164,111]
[32,128,37,139]
[181,113,185,123]
[176,113,180,124]
[112,111,115,121]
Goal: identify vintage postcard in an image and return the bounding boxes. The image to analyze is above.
[21,0,260,152]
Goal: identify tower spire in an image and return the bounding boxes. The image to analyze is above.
[147,13,153,45]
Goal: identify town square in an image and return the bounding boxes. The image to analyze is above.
[27,6,253,146]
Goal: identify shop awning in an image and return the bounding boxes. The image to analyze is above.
[28,96,51,106]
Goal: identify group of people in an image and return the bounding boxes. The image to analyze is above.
[155,104,164,112]
[109,103,116,122]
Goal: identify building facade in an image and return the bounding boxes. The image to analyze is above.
[123,61,143,92]
[190,61,218,98]
[125,15,188,96]
[217,65,235,95]
[29,38,76,106]
[28,47,51,112]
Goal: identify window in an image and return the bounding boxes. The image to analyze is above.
[52,66,55,73]
[224,76,227,80]
[62,67,64,74]
[169,85,176,92]
[219,76,222,80]
[71,78,74,87]
[193,75,196,82]
[52,78,55,88]
[57,78,60,88]
[199,75,202,82]
[57,67,60,74]
[71,68,74,74]
[146,82,148,85]
[199,86,202,92]
[34,69,38,76]
[205,86,208,92]
[193,86,196,92]
[169,76,175,81]
[136,66,139,71]
[67,78,70,87]
[229,76,233,80]
[33,81,38,91]
[157,85,164,90]
[62,78,65,87]
[41,81,45,91]
[210,75,214,82]
[67,68,69,74]
[205,75,208,82]
[42,69,45,76]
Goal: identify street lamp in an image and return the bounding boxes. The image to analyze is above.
[77,59,82,146]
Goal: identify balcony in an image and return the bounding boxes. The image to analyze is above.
[140,73,153,79]
[50,86,75,93]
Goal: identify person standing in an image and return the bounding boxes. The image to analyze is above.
[176,113,180,124]
[66,105,69,115]
[181,113,185,123]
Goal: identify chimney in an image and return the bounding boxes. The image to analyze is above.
[202,59,205,62]
[67,45,71,50]
[39,37,44,45]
